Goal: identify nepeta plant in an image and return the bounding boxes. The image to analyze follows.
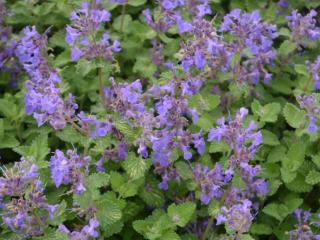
[1,0,320,239]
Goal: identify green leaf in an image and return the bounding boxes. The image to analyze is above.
[168,202,196,227]
[49,200,66,226]
[306,170,320,185]
[241,234,254,240]
[262,203,289,222]
[0,134,19,149]
[96,197,122,227]
[122,154,149,180]
[262,130,280,146]
[87,172,110,188]
[252,101,281,123]
[55,126,88,146]
[128,0,147,6]
[294,64,309,76]
[0,119,4,139]
[13,134,49,168]
[113,14,132,33]
[282,141,305,172]
[250,223,272,235]
[278,40,296,56]
[175,161,193,180]
[0,99,18,119]
[139,177,165,207]
[285,174,313,193]
[312,155,320,169]
[188,94,220,112]
[283,103,305,128]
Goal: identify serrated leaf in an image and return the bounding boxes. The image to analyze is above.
[168,202,196,227]
[306,170,320,185]
[0,134,19,149]
[122,154,149,180]
[250,223,272,235]
[55,126,88,146]
[283,103,305,128]
[259,103,281,123]
[128,0,147,6]
[49,200,66,226]
[278,40,296,56]
[262,203,289,221]
[13,134,49,168]
[285,174,313,193]
[96,198,122,227]
[282,143,305,172]
[87,172,110,188]
[175,161,193,180]
[262,130,280,146]
[0,99,17,119]
[113,14,132,33]
[312,155,320,169]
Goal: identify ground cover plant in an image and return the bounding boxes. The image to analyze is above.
[1,0,320,239]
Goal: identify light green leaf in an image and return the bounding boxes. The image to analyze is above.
[283,103,305,128]
[113,14,132,33]
[262,130,280,146]
[168,202,196,227]
[278,40,296,56]
[122,154,149,180]
[306,170,320,185]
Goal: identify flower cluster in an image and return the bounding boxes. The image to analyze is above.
[287,10,320,45]
[307,56,320,90]
[208,108,267,198]
[296,94,320,133]
[180,18,230,74]
[288,209,320,240]
[143,0,210,34]
[217,199,254,234]
[59,218,100,239]
[193,163,233,204]
[0,159,57,237]
[50,149,91,194]
[66,0,121,61]
[15,26,76,129]
[220,9,278,84]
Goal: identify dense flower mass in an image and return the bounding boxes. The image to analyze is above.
[15,26,73,129]
[220,9,278,84]
[288,209,320,240]
[50,149,91,194]
[0,159,57,237]
[287,10,320,45]
[66,1,121,61]
[2,0,320,239]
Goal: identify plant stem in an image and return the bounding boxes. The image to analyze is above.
[120,4,127,32]
[202,216,215,240]
[98,67,105,103]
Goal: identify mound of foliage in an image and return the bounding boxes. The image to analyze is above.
[1,0,320,239]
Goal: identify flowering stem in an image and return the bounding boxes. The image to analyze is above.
[202,216,215,240]
[98,67,105,103]
[120,3,127,32]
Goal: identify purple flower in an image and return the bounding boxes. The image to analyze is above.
[0,159,57,237]
[288,209,320,240]
[287,10,320,45]
[220,9,278,85]
[59,218,100,239]
[50,149,90,194]
[217,199,254,234]
[66,1,120,61]
[193,164,232,205]
[296,94,319,133]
